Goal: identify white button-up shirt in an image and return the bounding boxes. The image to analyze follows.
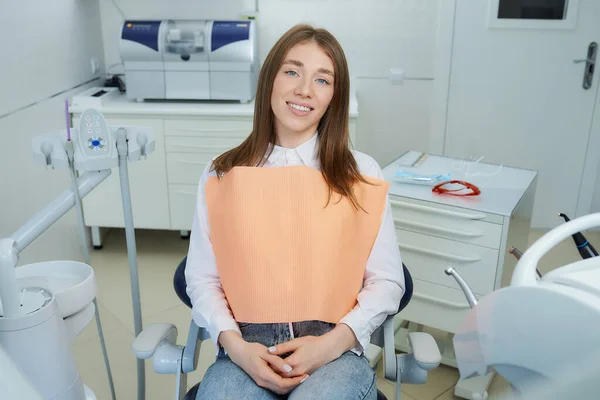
[185,132,404,355]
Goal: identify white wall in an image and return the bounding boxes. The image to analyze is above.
[258,0,439,167]
[95,0,600,230]
[0,0,105,264]
[99,0,440,167]
[593,169,600,214]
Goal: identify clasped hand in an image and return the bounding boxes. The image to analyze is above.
[221,325,356,395]
[230,335,341,395]
[267,335,342,380]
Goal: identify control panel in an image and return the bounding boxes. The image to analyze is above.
[32,108,154,172]
[77,108,114,162]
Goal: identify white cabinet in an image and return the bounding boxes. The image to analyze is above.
[164,117,252,231]
[70,94,358,241]
[169,184,200,231]
[382,154,537,335]
[382,153,537,398]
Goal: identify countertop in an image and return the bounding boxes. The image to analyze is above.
[382,152,538,217]
[69,91,359,118]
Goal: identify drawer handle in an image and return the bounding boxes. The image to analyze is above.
[170,145,232,151]
[390,200,487,220]
[178,128,244,133]
[412,292,472,309]
[172,144,206,150]
[394,219,483,238]
[175,160,207,166]
[176,190,197,196]
[398,243,481,263]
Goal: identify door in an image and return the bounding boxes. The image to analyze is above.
[443,0,600,229]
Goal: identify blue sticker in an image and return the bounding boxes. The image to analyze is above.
[122,21,161,52]
[211,21,250,52]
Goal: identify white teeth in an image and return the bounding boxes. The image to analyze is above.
[288,103,311,112]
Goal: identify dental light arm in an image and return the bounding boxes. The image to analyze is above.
[512,213,600,287]
[11,171,110,252]
[447,212,600,400]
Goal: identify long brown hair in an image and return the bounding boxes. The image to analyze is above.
[211,24,372,211]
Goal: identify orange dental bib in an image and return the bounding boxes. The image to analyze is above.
[205,166,389,324]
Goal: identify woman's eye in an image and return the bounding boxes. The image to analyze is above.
[316,78,330,85]
[285,70,298,77]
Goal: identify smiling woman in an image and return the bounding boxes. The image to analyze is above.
[210,24,371,210]
[185,24,405,400]
[271,42,335,147]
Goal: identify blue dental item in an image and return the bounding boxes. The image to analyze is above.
[394,171,451,185]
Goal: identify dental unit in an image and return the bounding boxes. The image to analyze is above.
[0,103,154,400]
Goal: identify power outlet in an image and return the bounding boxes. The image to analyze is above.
[90,57,99,75]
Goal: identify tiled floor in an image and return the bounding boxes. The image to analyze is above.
[71,227,600,399]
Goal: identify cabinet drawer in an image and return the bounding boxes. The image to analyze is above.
[169,184,198,231]
[390,197,503,249]
[390,196,503,224]
[165,118,252,138]
[396,229,499,295]
[166,136,244,154]
[166,153,213,185]
[401,279,475,333]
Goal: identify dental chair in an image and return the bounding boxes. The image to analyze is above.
[132,257,441,400]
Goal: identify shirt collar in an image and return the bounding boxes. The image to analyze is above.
[266,131,319,167]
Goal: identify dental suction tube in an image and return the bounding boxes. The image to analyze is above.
[445,267,478,308]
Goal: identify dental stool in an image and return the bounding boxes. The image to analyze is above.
[132,257,441,400]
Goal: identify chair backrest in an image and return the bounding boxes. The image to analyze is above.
[174,256,192,308]
[398,263,413,313]
[174,256,413,314]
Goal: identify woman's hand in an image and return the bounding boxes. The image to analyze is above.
[219,331,309,395]
[267,324,359,378]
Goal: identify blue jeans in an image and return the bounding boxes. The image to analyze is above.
[196,321,377,399]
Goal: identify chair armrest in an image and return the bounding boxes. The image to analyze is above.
[407,332,441,371]
[182,320,210,373]
[382,314,397,381]
[131,323,178,359]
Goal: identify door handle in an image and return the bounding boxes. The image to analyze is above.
[573,42,597,90]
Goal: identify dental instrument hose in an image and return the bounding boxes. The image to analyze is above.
[65,137,117,400]
[116,128,145,400]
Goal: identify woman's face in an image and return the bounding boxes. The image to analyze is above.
[271,41,335,143]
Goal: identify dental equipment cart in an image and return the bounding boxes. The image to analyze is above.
[382,152,538,399]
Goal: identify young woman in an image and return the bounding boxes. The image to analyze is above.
[185,24,404,399]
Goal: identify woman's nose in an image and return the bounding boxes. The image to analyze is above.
[294,77,313,98]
